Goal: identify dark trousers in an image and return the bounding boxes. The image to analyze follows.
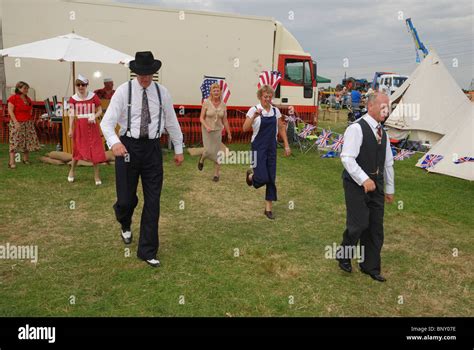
[113,136,163,260]
[340,178,385,275]
[251,141,277,201]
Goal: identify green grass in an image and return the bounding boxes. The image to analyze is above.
[0,119,473,316]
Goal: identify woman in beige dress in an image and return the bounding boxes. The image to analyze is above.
[198,83,232,181]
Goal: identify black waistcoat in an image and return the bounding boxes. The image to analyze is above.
[343,118,387,186]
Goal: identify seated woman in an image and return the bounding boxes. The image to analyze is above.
[243,85,291,220]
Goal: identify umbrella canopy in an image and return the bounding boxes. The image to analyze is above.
[0,33,134,94]
[0,33,133,64]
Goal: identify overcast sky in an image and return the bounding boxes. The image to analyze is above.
[118,0,473,89]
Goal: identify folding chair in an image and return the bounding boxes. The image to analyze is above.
[296,122,318,154]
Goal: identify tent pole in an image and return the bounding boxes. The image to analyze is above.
[72,61,76,94]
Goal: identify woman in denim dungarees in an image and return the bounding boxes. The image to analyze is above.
[243,85,291,220]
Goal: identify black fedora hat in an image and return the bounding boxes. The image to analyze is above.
[129,51,162,75]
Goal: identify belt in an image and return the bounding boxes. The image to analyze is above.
[76,113,95,119]
[121,135,160,142]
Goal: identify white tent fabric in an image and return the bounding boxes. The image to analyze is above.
[0,33,133,64]
[386,49,470,145]
[416,102,474,181]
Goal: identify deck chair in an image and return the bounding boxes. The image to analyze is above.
[296,122,318,153]
[44,98,63,146]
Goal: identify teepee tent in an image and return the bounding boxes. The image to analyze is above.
[416,102,474,181]
[386,49,470,146]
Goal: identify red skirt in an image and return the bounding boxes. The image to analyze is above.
[72,118,107,164]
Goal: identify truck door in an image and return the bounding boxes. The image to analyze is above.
[275,55,316,107]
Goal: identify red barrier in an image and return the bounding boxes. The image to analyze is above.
[0,103,318,148]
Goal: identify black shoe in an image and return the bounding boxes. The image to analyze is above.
[212,176,219,182]
[264,210,275,220]
[338,260,352,273]
[198,157,204,171]
[359,265,386,282]
[369,274,386,282]
[246,169,253,186]
[121,229,132,245]
[144,258,161,268]
[138,255,161,268]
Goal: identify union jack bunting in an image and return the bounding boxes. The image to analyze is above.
[298,124,316,138]
[331,134,344,152]
[316,129,333,148]
[285,114,297,123]
[453,156,474,164]
[257,70,282,90]
[394,149,416,161]
[420,154,444,169]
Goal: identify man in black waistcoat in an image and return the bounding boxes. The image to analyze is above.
[337,92,394,282]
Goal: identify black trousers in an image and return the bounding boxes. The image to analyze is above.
[340,178,385,275]
[113,136,163,260]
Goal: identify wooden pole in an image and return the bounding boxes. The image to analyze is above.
[72,61,76,94]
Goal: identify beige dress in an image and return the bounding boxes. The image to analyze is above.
[201,99,225,162]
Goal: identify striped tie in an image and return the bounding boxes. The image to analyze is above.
[140,88,151,138]
[376,124,383,144]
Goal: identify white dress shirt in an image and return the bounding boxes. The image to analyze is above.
[340,114,395,194]
[100,78,183,154]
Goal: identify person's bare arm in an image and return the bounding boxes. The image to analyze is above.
[243,109,260,132]
[8,102,18,125]
[95,105,103,119]
[199,104,211,132]
[222,109,232,142]
[68,105,75,137]
[278,118,291,156]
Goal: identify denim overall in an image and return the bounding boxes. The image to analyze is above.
[251,107,277,201]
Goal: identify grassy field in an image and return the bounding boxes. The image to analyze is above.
[0,118,473,317]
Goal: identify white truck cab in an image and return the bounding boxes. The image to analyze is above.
[378,74,408,95]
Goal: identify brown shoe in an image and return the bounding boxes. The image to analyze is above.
[264,210,275,220]
[246,169,253,186]
[198,157,204,171]
[212,176,219,182]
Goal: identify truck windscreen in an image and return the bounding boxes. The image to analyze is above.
[285,59,312,85]
[394,77,408,87]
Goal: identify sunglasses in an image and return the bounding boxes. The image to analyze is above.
[76,83,88,87]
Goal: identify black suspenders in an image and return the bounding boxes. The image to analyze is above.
[126,80,132,137]
[153,82,163,139]
[125,81,163,139]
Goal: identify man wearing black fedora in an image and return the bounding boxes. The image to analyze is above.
[101,51,184,268]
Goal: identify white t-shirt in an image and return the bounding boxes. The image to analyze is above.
[246,103,281,143]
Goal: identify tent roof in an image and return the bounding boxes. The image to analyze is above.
[316,75,331,83]
[386,49,470,139]
[417,102,474,181]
